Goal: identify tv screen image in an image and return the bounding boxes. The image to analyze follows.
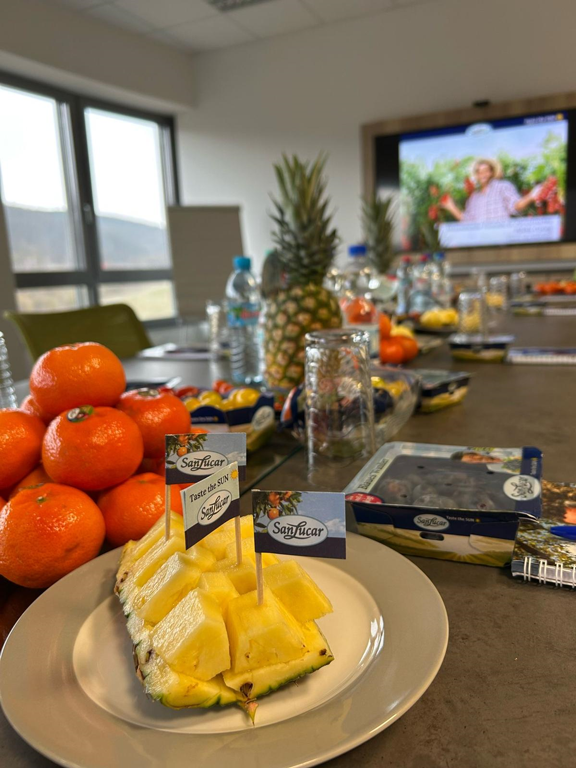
[398,112,568,250]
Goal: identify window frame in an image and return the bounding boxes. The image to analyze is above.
[0,70,180,326]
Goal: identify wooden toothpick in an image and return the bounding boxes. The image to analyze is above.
[256,552,263,605]
[165,484,171,541]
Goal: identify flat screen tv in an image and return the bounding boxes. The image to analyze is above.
[373,108,576,254]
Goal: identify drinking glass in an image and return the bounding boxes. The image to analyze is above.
[457,290,488,336]
[510,271,527,298]
[305,329,375,471]
[206,300,228,358]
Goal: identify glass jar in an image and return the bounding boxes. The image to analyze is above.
[457,290,488,336]
[305,329,375,468]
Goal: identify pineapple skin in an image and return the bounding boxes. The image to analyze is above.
[264,283,341,390]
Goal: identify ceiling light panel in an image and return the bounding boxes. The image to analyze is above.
[206,0,278,12]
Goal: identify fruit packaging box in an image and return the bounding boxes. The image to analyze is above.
[448,334,514,362]
[190,393,276,451]
[414,369,471,413]
[345,442,542,567]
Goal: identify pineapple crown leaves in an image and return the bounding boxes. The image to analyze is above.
[361,192,395,274]
[269,153,341,285]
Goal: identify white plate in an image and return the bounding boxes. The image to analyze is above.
[0,533,448,768]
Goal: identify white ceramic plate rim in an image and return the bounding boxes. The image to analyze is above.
[0,533,449,768]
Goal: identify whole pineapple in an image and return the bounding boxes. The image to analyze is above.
[361,193,395,274]
[264,154,342,391]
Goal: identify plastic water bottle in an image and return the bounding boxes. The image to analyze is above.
[340,244,376,304]
[395,255,412,316]
[0,332,17,408]
[225,256,262,384]
[409,254,436,316]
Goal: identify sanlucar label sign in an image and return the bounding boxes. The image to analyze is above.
[177,450,227,476]
[268,515,328,547]
[198,490,232,526]
[414,513,450,531]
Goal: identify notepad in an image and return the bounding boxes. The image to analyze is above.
[506,347,576,365]
[511,480,576,588]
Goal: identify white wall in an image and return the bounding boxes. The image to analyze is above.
[178,0,576,267]
[0,0,195,111]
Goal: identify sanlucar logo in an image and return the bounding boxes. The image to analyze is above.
[176,451,227,476]
[268,515,328,547]
[198,490,232,525]
[414,514,450,531]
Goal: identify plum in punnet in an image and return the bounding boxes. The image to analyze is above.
[413,494,459,509]
[453,491,497,511]
[378,478,412,504]
[413,483,437,499]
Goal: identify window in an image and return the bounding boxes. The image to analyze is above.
[0,73,178,323]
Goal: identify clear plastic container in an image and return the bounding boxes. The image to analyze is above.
[225,256,262,384]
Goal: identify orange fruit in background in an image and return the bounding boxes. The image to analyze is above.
[345,297,377,324]
[0,409,46,490]
[42,406,143,492]
[0,483,105,588]
[396,336,419,362]
[98,472,166,547]
[116,389,191,459]
[379,338,406,365]
[9,464,52,499]
[19,394,51,425]
[29,342,126,420]
[379,313,392,339]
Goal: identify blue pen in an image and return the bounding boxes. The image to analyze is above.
[550,525,576,541]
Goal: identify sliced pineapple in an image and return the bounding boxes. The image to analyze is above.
[223,621,333,701]
[202,517,254,560]
[130,513,183,564]
[263,560,333,623]
[198,571,239,608]
[213,558,257,593]
[184,543,217,573]
[226,587,307,674]
[135,553,203,624]
[143,659,238,709]
[152,588,230,681]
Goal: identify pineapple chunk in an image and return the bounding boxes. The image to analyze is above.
[198,571,239,608]
[152,589,230,681]
[143,659,238,709]
[201,516,254,559]
[185,544,216,573]
[226,587,307,673]
[131,531,185,588]
[134,553,202,624]
[224,537,256,565]
[263,560,333,623]
[130,513,183,564]
[214,558,257,593]
[223,621,333,700]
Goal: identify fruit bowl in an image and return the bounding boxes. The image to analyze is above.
[280,368,420,448]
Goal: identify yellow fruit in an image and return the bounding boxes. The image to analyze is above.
[390,325,415,339]
[263,560,333,623]
[228,388,260,408]
[198,391,223,406]
[184,397,200,412]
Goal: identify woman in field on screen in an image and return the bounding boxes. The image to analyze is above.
[440,158,540,222]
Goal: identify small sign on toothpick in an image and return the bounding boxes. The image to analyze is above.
[181,462,247,549]
[165,433,247,483]
[251,490,347,559]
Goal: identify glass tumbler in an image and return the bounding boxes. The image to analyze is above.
[305,329,375,469]
[510,271,527,299]
[457,290,488,336]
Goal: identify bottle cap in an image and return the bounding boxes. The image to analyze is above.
[233,256,251,270]
[348,244,367,257]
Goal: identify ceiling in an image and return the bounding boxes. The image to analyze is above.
[51,0,433,53]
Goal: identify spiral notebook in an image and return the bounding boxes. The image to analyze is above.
[506,347,576,365]
[511,480,576,587]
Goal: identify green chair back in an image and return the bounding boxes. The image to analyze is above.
[4,303,152,361]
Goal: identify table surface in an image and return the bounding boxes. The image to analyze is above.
[3,315,576,767]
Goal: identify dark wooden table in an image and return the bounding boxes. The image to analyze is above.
[3,315,576,767]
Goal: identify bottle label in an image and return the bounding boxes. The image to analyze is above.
[227,302,259,327]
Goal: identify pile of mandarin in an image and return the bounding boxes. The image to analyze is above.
[0,342,199,590]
